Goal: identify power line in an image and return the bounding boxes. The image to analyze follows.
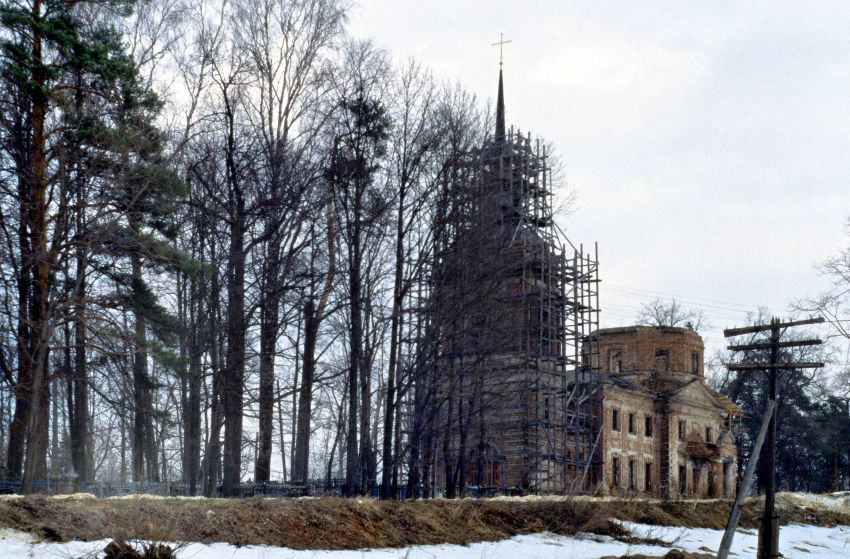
[605,283,786,313]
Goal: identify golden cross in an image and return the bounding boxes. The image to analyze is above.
[491,33,512,68]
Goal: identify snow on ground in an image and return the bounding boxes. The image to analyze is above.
[1,523,849,559]
[0,531,670,559]
[623,521,850,559]
[781,491,850,513]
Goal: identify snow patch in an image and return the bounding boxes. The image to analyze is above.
[782,492,850,513]
[621,521,850,559]
[0,523,848,559]
[50,492,97,500]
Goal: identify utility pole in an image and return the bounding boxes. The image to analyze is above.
[717,399,775,559]
[724,316,824,559]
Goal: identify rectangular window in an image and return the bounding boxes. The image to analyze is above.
[645,416,653,437]
[544,397,549,420]
[612,409,620,431]
[679,465,687,495]
[655,348,669,371]
[678,420,686,440]
[705,426,713,443]
[691,351,699,374]
[628,459,636,490]
[612,456,621,487]
[628,413,636,434]
[645,462,652,492]
[611,350,622,372]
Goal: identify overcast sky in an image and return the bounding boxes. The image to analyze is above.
[348,1,850,359]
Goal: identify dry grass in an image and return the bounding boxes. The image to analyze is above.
[0,492,846,549]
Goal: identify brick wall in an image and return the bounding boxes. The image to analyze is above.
[593,325,705,377]
[594,326,737,499]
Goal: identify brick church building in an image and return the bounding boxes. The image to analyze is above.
[594,326,739,498]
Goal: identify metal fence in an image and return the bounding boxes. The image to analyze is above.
[0,479,315,498]
[0,475,434,499]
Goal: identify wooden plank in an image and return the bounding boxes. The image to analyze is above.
[723,317,824,337]
[727,362,824,370]
[727,339,822,351]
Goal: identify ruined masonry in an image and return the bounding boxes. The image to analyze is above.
[427,64,737,497]
[594,326,739,498]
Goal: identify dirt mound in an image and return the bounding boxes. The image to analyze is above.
[0,493,845,550]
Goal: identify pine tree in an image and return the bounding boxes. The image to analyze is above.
[0,0,186,488]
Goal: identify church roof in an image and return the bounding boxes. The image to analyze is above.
[496,68,505,142]
[602,370,742,415]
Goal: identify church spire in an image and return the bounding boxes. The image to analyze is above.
[496,67,505,141]
[491,33,511,142]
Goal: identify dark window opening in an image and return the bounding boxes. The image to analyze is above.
[628,459,636,490]
[612,456,621,487]
[611,350,622,372]
[544,397,549,420]
[612,409,620,431]
[679,465,687,495]
[678,420,686,440]
[628,413,636,434]
[645,462,652,492]
[705,426,712,443]
[645,416,653,437]
[655,348,669,371]
[691,351,699,374]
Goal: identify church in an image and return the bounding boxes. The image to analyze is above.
[426,59,737,497]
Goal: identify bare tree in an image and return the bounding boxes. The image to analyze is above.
[233,0,346,484]
[636,297,707,332]
[795,221,850,341]
[328,40,392,495]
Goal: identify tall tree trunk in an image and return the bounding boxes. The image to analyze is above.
[204,332,224,497]
[22,0,52,490]
[360,347,372,493]
[407,355,425,498]
[443,378,455,499]
[70,244,89,483]
[381,188,405,497]
[290,319,300,476]
[179,271,189,481]
[292,301,317,483]
[255,254,280,483]
[185,267,204,494]
[131,250,148,482]
[50,372,59,478]
[6,110,32,482]
[8,186,30,477]
[222,93,245,497]
[276,380,287,481]
[327,396,346,487]
[345,231,362,495]
[67,63,90,486]
[293,190,336,483]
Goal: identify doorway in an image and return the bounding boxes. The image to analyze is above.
[692,465,701,495]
